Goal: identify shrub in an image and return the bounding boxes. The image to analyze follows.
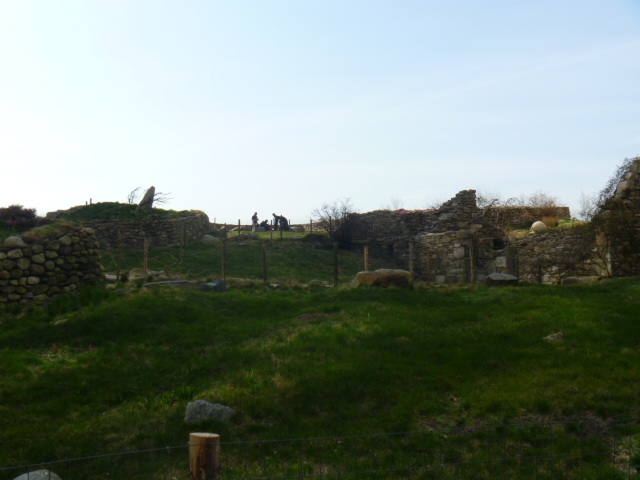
[0,204,38,232]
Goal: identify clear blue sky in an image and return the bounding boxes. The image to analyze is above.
[1,1,639,223]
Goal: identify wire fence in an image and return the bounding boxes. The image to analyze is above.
[3,419,639,479]
[100,230,403,288]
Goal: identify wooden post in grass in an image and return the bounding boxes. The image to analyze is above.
[116,229,123,282]
[262,243,268,284]
[181,225,187,260]
[409,239,415,284]
[364,246,369,272]
[222,224,227,281]
[237,219,241,237]
[333,242,339,286]
[309,219,313,233]
[189,433,220,480]
[143,237,150,275]
[270,220,273,240]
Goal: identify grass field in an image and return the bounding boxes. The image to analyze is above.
[1,239,640,479]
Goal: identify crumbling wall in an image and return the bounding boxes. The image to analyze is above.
[411,190,513,284]
[597,158,640,276]
[483,206,571,229]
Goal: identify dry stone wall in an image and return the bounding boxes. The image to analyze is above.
[483,206,571,229]
[85,212,210,250]
[411,190,514,284]
[510,227,603,284]
[348,189,607,285]
[347,182,640,285]
[0,227,102,304]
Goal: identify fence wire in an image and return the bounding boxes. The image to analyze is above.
[3,419,639,480]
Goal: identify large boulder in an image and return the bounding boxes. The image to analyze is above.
[350,269,412,288]
[530,221,548,233]
[184,400,235,424]
[14,471,62,480]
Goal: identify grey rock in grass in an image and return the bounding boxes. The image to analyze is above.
[13,470,62,480]
[485,272,519,287]
[544,332,564,343]
[185,400,235,424]
[200,280,227,292]
[530,221,548,233]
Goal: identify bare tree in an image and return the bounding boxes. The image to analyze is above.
[312,198,356,247]
[593,157,637,216]
[578,191,598,221]
[127,187,141,205]
[525,190,559,208]
[381,196,404,210]
[152,190,173,206]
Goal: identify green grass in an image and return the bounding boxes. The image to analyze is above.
[53,201,201,222]
[1,261,640,477]
[100,234,391,285]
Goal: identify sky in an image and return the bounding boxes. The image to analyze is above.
[1,1,639,224]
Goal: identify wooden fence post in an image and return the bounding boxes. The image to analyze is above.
[262,243,268,284]
[189,432,220,480]
[182,225,187,260]
[143,238,149,275]
[237,219,241,237]
[116,229,123,281]
[333,242,339,286]
[309,219,313,233]
[364,246,369,272]
[222,224,227,281]
[270,220,273,240]
[409,240,415,284]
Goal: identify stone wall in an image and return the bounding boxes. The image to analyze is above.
[85,212,210,250]
[411,190,513,284]
[349,188,611,285]
[0,227,102,304]
[598,158,640,276]
[510,227,603,284]
[483,206,571,229]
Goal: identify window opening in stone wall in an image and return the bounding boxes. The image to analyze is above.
[492,238,506,250]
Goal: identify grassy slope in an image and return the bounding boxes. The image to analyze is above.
[1,276,640,476]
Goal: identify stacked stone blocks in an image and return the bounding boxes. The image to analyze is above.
[1,227,102,304]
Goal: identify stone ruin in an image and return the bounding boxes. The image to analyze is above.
[347,158,640,285]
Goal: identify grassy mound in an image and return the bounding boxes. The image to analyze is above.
[57,202,200,222]
[1,277,640,478]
